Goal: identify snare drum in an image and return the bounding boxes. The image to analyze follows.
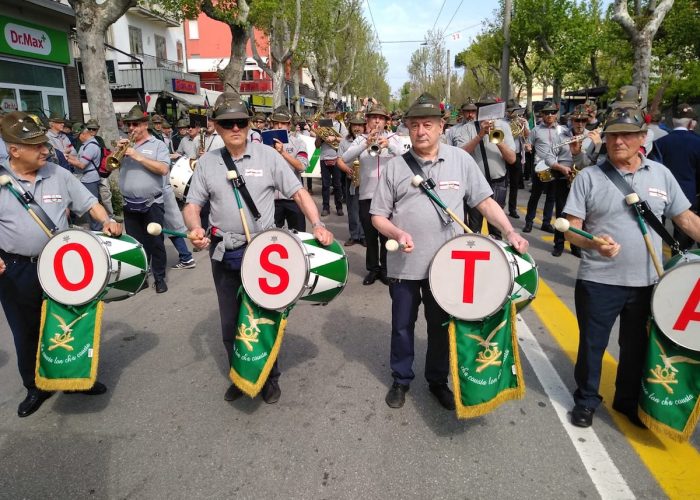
[429,234,538,321]
[534,160,554,183]
[651,250,700,352]
[241,228,348,310]
[170,157,194,201]
[38,229,148,306]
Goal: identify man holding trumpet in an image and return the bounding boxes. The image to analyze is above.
[561,105,700,429]
[370,93,528,410]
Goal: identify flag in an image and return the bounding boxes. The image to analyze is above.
[449,300,525,418]
[451,32,462,41]
[229,289,290,397]
[638,321,700,441]
[204,93,211,109]
[35,298,103,391]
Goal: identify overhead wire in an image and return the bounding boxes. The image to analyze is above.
[441,0,465,34]
[431,0,447,33]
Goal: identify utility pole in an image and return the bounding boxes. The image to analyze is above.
[446,49,451,106]
[500,0,512,102]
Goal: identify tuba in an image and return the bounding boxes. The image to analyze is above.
[106,132,135,170]
[510,117,527,138]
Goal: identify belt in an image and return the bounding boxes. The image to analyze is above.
[0,250,39,263]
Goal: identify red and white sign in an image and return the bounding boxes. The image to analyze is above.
[172,78,197,95]
[652,259,700,352]
[4,23,51,56]
[1,98,17,111]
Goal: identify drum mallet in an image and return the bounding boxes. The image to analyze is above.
[385,239,407,252]
[147,222,197,240]
[410,175,472,234]
[624,193,664,277]
[553,218,609,246]
[0,175,53,237]
[226,170,252,243]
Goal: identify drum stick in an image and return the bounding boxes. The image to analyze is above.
[385,239,407,252]
[410,175,473,234]
[146,222,196,240]
[553,218,609,246]
[624,193,664,277]
[0,175,53,238]
[225,171,251,243]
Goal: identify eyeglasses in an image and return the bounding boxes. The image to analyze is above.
[573,118,588,123]
[218,119,249,130]
[542,111,557,116]
[126,122,142,128]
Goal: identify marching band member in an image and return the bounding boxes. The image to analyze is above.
[84,119,115,221]
[173,122,201,161]
[444,99,477,147]
[183,93,332,405]
[315,105,347,217]
[66,124,103,231]
[568,104,603,168]
[505,100,530,219]
[110,106,170,293]
[161,119,173,152]
[149,114,165,142]
[202,120,225,154]
[269,106,309,232]
[342,101,403,286]
[336,111,367,247]
[562,105,700,428]
[171,118,189,153]
[370,94,528,410]
[0,111,121,417]
[46,113,75,160]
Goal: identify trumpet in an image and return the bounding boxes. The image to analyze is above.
[367,126,382,157]
[352,159,361,187]
[106,132,135,170]
[484,120,504,144]
[568,164,582,188]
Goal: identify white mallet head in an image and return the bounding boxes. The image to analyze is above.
[226,170,238,181]
[625,193,639,205]
[146,222,163,236]
[385,239,400,252]
[554,218,570,233]
[411,175,423,187]
[0,175,11,186]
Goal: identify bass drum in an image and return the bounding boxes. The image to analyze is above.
[651,250,700,352]
[170,157,194,201]
[429,234,538,321]
[241,228,348,310]
[38,229,148,306]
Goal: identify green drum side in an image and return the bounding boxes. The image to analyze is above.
[110,235,149,270]
[298,234,348,305]
[664,249,700,270]
[103,233,148,302]
[104,274,147,300]
[300,286,345,305]
[503,246,539,312]
[301,237,345,256]
[308,258,348,284]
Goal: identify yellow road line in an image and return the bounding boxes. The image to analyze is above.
[531,279,700,498]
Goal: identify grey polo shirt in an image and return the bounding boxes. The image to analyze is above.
[530,123,573,168]
[564,157,690,287]
[204,132,225,153]
[447,119,515,180]
[186,142,303,234]
[118,135,169,203]
[177,135,200,159]
[0,137,7,163]
[0,160,97,256]
[248,129,262,144]
[370,143,493,280]
[46,129,73,156]
[319,120,348,161]
[341,132,404,200]
[75,137,100,184]
[275,134,308,200]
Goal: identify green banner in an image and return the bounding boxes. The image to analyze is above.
[0,15,70,65]
[639,322,700,441]
[304,147,321,174]
[36,298,102,391]
[229,289,290,397]
[449,300,525,418]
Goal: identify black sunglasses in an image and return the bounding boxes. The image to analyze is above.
[218,119,249,130]
[542,110,557,116]
[573,118,588,122]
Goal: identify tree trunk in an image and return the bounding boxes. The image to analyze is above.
[525,74,533,115]
[70,0,135,146]
[589,51,601,87]
[632,37,653,108]
[292,68,301,114]
[552,77,562,106]
[649,79,669,114]
[500,0,512,102]
[272,69,286,108]
[219,24,249,93]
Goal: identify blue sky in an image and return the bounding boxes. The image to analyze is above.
[361,0,497,95]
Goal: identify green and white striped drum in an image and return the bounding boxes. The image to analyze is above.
[496,240,539,312]
[241,228,348,310]
[38,229,148,306]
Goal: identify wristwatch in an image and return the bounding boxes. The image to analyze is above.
[312,221,326,229]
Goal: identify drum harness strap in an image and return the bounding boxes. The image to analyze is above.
[401,152,453,227]
[220,149,262,221]
[1,170,59,235]
[599,160,681,255]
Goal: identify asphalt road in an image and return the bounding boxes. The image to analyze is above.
[0,187,697,499]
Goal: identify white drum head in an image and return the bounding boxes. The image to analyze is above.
[429,234,514,321]
[170,157,194,200]
[241,229,309,310]
[652,261,700,351]
[38,229,111,306]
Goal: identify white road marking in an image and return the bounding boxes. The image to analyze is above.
[517,315,635,499]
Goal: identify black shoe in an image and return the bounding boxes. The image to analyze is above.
[429,384,456,411]
[363,271,378,285]
[509,211,521,219]
[154,280,168,293]
[358,238,367,247]
[523,222,533,233]
[571,247,582,258]
[64,381,107,395]
[224,383,243,401]
[137,278,150,292]
[551,248,563,257]
[385,382,409,408]
[541,224,555,234]
[261,379,281,404]
[344,239,356,247]
[571,405,595,427]
[321,208,330,216]
[612,402,647,429]
[336,208,344,216]
[18,388,53,418]
[378,273,390,286]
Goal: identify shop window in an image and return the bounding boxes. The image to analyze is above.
[47,95,66,119]
[0,88,18,113]
[129,26,143,56]
[188,20,199,40]
[155,35,167,67]
[19,90,43,115]
[0,60,63,88]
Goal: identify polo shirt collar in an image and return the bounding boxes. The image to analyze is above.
[0,160,53,181]
[409,144,445,166]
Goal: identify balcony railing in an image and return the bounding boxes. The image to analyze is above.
[120,53,184,72]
